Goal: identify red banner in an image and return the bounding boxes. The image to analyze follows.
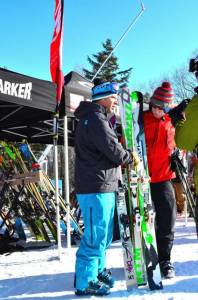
[50,0,64,102]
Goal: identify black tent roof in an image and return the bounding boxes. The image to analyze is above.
[62,71,92,117]
[0,68,92,145]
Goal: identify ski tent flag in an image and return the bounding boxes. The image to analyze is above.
[50,0,64,102]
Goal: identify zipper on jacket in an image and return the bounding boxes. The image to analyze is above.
[152,128,158,147]
[90,208,93,246]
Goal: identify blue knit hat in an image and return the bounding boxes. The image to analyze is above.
[92,82,119,101]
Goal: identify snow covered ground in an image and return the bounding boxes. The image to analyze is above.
[0,216,198,300]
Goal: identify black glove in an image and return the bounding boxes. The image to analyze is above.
[168,99,191,126]
[176,99,191,112]
[170,149,187,173]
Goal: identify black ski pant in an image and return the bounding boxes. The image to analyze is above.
[150,180,176,263]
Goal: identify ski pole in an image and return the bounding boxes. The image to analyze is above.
[91,1,145,82]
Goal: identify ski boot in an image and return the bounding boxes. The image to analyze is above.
[98,268,115,288]
[75,280,110,296]
[160,261,175,279]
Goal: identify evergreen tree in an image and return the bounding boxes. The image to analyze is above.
[83,39,132,84]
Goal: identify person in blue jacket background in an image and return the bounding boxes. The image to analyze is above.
[74,81,138,296]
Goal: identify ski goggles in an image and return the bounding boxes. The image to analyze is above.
[150,97,169,112]
[92,82,119,101]
[151,104,165,111]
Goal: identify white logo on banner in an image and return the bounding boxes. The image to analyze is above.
[0,79,32,100]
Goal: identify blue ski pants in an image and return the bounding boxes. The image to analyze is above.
[75,192,115,290]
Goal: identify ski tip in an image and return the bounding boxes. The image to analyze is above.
[140,2,146,11]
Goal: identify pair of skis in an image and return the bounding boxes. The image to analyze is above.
[116,87,163,290]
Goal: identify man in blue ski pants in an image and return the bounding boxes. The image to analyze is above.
[74,81,138,296]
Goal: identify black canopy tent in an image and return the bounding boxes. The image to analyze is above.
[0,68,92,145]
[0,67,92,251]
[63,70,92,116]
[0,67,57,143]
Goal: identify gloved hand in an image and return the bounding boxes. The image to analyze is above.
[177,99,191,112]
[168,99,191,126]
[170,149,187,173]
[131,151,140,168]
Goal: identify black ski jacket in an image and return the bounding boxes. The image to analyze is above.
[74,101,132,194]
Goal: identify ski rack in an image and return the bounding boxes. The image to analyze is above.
[0,171,42,186]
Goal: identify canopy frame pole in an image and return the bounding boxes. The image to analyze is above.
[53,109,62,260]
[64,114,71,248]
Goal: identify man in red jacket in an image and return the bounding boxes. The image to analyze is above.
[144,82,176,279]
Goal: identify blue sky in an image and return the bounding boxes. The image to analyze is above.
[0,0,197,90]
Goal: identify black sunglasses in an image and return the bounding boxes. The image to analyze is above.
[151,104,165,111]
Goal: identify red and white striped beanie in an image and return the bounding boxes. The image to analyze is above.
[150,82,174,109]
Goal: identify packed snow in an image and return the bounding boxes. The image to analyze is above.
[0,216,197,300]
